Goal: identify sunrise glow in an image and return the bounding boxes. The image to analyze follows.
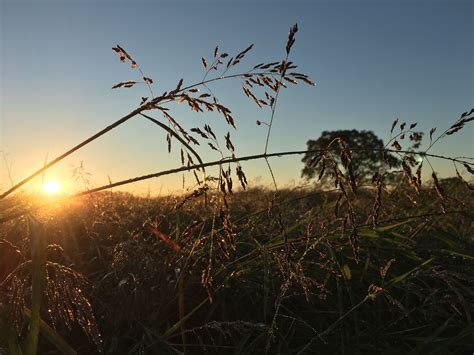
[43,180,61,195]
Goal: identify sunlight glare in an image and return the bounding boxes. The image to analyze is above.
[43,180,61,195]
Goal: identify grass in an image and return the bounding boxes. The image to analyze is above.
[1,180,472,354]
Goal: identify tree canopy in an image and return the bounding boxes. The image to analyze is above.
[301,129,399,185]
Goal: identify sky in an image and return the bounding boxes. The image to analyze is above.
[1,0,473,196]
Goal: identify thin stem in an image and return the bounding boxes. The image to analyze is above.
[179,70,272,96]
[264,158,279,192]
[384,130,420,149]
[424,156,436,173]
[136,66,154,98]
[202,56,219,82]
[425,112,471,153]
[264,57,288,155]
[24,216,47,355]
[140,113,204,168]
[262,46,289,192]
[1,153,15,187]
[297,296,370,354]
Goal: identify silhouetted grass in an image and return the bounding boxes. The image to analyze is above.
[1,181,472,354]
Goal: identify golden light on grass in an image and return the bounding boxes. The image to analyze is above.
[43,179,61,195]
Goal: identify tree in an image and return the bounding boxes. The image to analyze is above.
[301,129,399,185]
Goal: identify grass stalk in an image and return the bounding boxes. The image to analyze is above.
[23,216,47,355]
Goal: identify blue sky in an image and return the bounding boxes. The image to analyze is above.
[1,0,473,194]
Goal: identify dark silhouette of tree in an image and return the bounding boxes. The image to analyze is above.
[301,130,399,185]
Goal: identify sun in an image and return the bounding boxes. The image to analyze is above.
[43,179,61,195]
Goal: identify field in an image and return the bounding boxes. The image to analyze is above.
[1,178,473,354]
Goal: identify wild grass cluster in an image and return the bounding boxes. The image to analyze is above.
[0,24,473,354]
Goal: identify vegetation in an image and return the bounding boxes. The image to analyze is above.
[301,130,401,185]
[0,24,473,354]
